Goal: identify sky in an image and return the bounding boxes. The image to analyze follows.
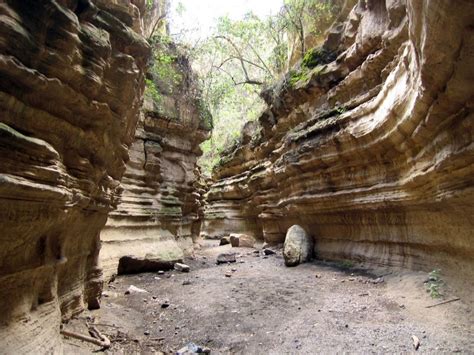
[169,0,283,39]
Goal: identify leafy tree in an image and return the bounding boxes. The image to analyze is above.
[282,0,336,60]
[167,1,337,175]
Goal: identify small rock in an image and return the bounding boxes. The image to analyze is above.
[217,252,237,264]
[182,280,192,286]
[412,335,420,350]
[154,277,161,280]
[370,277,384,284]
[125,285,148,295]
[176,342,209,355]
[144,330,150,336]
[315,274,321,278]
[231,268,237,272]
[225,273,232,278]
[174,263,190,273]
[161,302,170,308]
[263,249,276,255]
[220,236,231,245]
[157,270,165,275]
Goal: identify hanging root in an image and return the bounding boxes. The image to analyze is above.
[61,325,111,349]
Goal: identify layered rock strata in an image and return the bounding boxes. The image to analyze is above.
[0,0,149,352]
[204,0,474,279]
[100,43,211,280]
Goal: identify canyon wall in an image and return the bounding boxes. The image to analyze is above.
[0,0,149,352]
[100,42,211,280]
[204,0,474,279]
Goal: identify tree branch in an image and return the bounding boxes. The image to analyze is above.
[212,65,263,86]
[147,13,168,41]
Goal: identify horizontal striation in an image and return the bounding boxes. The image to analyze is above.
[203,0,474,281]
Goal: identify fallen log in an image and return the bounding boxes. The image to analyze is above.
[61,326,111,349]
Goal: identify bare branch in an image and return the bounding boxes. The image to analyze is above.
[147,13,168,41]
[211,65,263,86]
[214,35,253,84]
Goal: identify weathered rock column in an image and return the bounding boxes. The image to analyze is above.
[0,0,149,352]
[100,42,212,280]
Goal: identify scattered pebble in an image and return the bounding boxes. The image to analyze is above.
[174,263,190,273]
[125,285,148,295]
[370,277,384,284]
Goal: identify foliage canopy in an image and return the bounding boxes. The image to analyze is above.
[165,0,337,175]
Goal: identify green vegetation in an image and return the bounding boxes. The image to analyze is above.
[302,47,336,69]
[167,0,338,175]
[336,259,354,269]
[334,105,347,115]
[147,35,183,100]
[145,33,211,128]
[289,68,310,87]
[425,269,443,298]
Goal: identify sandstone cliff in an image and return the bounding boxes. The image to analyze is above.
[204,0,474,279]
[0,0,149,352]
[100,41,211,280]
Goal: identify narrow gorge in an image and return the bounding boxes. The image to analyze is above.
[0,0,472,353]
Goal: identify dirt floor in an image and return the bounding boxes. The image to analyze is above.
[64,240,474,354]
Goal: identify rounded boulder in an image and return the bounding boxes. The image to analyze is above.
[283,225,313,266]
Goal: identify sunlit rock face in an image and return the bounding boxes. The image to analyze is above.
[0,0,149,352]
[204,0,474,278]
[100,44,211,280]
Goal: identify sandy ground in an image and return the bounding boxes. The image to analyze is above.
[64,240,473,354]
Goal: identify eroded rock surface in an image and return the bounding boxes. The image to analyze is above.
[204,0,474,279]
[0,0,149,352]
[100,42,211,280]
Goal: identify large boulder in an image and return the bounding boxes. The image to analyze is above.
[283,225,313,267]
[230,233,256,248]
